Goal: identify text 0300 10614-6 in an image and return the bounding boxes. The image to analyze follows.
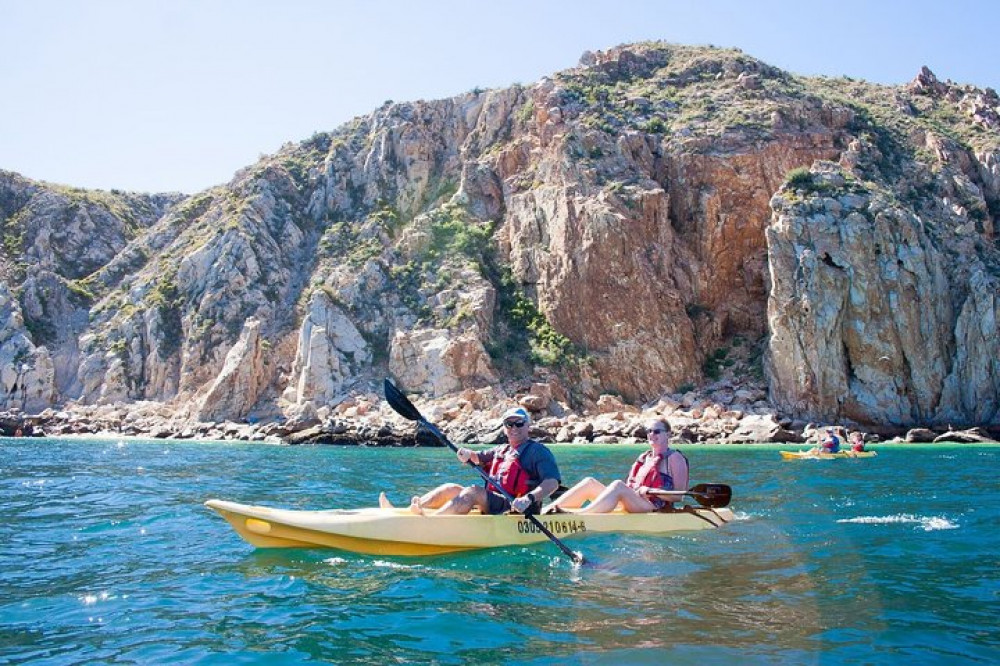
[517,519,586,534]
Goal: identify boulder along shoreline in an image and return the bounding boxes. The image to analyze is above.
[3,379,997,446]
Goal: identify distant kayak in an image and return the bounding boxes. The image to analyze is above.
[205,499,734,556]
[780,450,878,460]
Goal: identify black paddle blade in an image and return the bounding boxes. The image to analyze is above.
[689,483,732,508]
[384,378,423,422]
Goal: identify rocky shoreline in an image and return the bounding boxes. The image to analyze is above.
[2,379,997,446]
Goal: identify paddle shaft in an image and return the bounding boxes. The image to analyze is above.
[419,420,584,564]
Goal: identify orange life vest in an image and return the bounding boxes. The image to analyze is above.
[486,441,536,497]
[626,449,683,491]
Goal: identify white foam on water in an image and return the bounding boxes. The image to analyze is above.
[371,559,415,569]
[837,514,959,531]
[921,516,959,530]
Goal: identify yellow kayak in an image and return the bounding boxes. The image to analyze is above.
[204,499,734,556]
[780,450,878,460]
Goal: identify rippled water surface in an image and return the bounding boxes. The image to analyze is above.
[1,438,998,664]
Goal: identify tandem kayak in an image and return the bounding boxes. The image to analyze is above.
[780,450,878,460]
[204,499,735,556]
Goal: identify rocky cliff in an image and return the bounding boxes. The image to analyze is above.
[2,43,999,436]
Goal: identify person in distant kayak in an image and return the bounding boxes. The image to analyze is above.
[849,431,866,452]
[807,427,841,455]
[383,406,562,516]
[541,418,689,514]
[821,428,841,453]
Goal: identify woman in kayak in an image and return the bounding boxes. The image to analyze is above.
[848,431,866,452]
[382,407,562,516]
[542,418,689,514]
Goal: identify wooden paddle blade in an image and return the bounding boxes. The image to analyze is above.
[384,378,423,422]
[689,483,732,508]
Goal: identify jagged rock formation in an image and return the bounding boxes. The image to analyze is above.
[768,162,1000,426]
[2,43,999,433]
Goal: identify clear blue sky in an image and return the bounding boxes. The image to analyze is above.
[3,0,998,194]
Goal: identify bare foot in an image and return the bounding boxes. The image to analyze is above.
[408,496,425,515]
[378,491,394,509]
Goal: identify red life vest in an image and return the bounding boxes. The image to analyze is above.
[486,441,535,497]
[626,450,682,491]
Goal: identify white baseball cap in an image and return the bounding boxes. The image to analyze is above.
[501,406,531,424]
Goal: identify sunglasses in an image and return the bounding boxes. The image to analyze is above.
[504,420,526,428]
[648,428,670,435]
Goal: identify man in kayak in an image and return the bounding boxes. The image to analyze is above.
[821,428,841,453]
[401,406,562,516]
[541,418,689,514]
[807,427,841,455]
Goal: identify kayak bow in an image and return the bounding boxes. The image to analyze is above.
[205,499,734,556]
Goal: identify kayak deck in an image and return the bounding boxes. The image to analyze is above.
[205,499,734,556]
[780,450,878,460]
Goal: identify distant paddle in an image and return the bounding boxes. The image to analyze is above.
[647,483,733,508]
[384,378,585,565]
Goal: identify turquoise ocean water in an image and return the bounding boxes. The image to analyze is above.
[1,437,998,665]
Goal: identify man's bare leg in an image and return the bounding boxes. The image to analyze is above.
[432,486,489,515]
[408,483,464,514]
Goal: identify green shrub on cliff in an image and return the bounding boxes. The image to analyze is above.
[426,204,494,263]
[786,167,814,190]
[490,267,582,369]
[147,271,184,358]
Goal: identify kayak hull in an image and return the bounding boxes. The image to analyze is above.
[205,499,734,556]
[780,450,878,460]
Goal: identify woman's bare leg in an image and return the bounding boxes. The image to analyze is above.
[543,477,606,512]
[577,480,657,514]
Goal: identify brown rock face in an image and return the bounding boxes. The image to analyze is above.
[499,119,840,403]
